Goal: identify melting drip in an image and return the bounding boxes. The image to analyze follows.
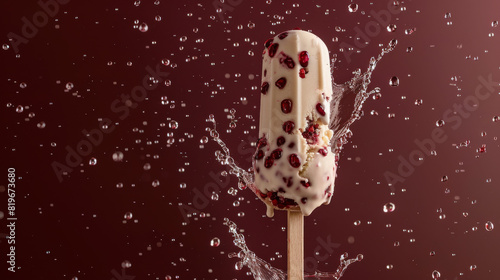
[224,218,362,279]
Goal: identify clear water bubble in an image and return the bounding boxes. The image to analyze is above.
[211,192,219,201]
[169,120,178,129]
[143,163,151,170]
[493,21,499,27]
[155,15,162,21]
[121,260,132,268]
[179,183,187,189]
[180,36,188,42]
[383,202,396,213]
[116,183,123,188]
[432,270,441,279]
[65,82,74,90]
[406,46,414,53]
[139,22,148,32]
[492,116,499,122]
[89,157,97,165]
[389,76,399,86]
[210,237,220,247]
[15,105,24,113]
[387,24,397,32]
[124,212,133,220]
[470,265,477,271]
[2,44,9,50]
[354,220,361,226]
[436,120,445,127]
[20,82,27,89]
[161,58,170,66]
[133,0,140,6]
[152,180,160,187]
[348,3,358,12]
[415,99,423,105]
[112,151,124,162]
[37,121,46,129]
[485,221,494,231]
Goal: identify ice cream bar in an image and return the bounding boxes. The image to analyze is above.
[253,30,336,217]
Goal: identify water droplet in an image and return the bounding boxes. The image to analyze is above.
[180,36,188,42]
[121,260,132,268]
[235,261,244,270]
[492,116,499,122]
[37,121,46,129]
[429,251,436,256]
[116,183,123,188]
[248,22,255,29]
[383,202,396,213]
[415,99,423,105]
[210,237,220,247]
[179,183,187,189]
[65,82,74,90]
[436,120,445,127]
[211,192,219,201]
[133,0,140,6]
[470,265,477,271]
[15,105,24,113]
[89,157,97,165]
[354,220,361,226]
[492,21,499,27]
[386,264,394,270]
[2,44,9,50]
[387,24,397,32]
[169,120,178,129]
[389,76,399,86]
[200,136,209,144]
[139,22,148,32]
[485,221,494,231]
[444,12,451,19]
[155,15,162,21]
[124,212,133,220]
[143,163,151,170]
[20,82,27,89]
[112,151,124,162]
[348,3,358,12]
[161,58,170,66]
[152,179,160,187]
[406,46,414,53]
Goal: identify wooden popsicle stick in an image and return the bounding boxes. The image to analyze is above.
[287,210,304,280]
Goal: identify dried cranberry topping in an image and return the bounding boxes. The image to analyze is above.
[281,99,293,114]
[289,154,301,168]
[256,137,267,149]
[279,54,295,69]
[268,43,279,57]
[271,148,282,159]
[288,142,295,148]
[316,103,326,116]
[299,51,309,67]
[282,176,293,187]
[299,68,306,78]
[319,148,328,156]
[300,180,311,188]
[278,32,289,39]
[301,197,308,204]
[278,187,285,193]
[302,123,320,144]
[255,150,264,160]
[264,38,274,49]
[275,77,287,89]
[264,157,274,168]
[277,136,286,146]
[261,82,269,94]
[282,121,295,134]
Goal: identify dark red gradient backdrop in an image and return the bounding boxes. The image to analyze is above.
[1,0,500,279]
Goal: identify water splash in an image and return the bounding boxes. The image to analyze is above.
[329,39,397,155]
[224,218,362,279]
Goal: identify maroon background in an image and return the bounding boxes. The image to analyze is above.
[1,0,499,279]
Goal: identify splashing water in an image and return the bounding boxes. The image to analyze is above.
[224,218,363,279]
[208,41,395,278]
